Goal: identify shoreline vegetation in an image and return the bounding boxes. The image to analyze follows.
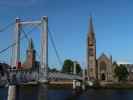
[90,81,133,89]
[48,82,133,90]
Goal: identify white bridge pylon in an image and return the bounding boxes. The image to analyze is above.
[9,16,83,85]
[13,16,48,82]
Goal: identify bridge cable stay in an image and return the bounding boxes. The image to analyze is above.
[0,26,38,55]
[0,21,15,32]
[48,28,63,67]
[20,29,41,59]
[20,24,62,71]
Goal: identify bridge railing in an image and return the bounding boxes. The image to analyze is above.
[8,69,38,85]
[48,72,82,81]
[7,68,82,85]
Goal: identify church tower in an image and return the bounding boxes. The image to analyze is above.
[25,38,36,69]
[87,16,97,80]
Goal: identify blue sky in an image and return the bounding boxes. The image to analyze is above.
[0,0,133,69]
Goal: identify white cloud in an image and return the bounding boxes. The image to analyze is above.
[117,60,132,65]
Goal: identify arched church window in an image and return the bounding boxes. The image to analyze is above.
[100,61,106,71]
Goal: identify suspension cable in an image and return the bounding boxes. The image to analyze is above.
[48,28,63,66]
[21,29,41,59]
[0,26,37,54]
[0,21,15,32]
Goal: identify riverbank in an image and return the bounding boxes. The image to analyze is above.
[89,82,133,89]
[44,82,133,90]
[1,82,133,90]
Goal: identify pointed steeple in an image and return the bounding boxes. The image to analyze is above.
[24,38,36,69]
[87,16,97,80]
[89,16,94,33]
[88,16,95,40]
[28,38,34,49]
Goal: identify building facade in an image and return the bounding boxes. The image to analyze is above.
[97,53,113,81]
[87,16,113,81]
[0,63,9,86]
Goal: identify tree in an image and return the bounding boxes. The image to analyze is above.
[114,64,129,82]
[75,63,82,74]
[61,59,82,74]
[113,61,117,66]
[50,68,59,72]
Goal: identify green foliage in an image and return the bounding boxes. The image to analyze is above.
[61,59,82,74]
[113,61,117,66]
[114,64,129,82]
[62,59,73,73]
[50,68,58,72]
[75,63,82,74]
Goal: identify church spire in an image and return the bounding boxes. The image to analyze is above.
[89,16,94,33]
[87,16,97,80]
[23,38,36,69]
[88,16,95,40]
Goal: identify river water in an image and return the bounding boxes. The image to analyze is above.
[1,86,133,100]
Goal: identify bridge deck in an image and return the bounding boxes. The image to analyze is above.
[7,69,82,85]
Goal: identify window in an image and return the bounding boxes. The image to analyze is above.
[100,61,106,71]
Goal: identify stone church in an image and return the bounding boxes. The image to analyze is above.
[87,16,113,82]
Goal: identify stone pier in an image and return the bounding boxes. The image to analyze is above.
[7,85,16,100]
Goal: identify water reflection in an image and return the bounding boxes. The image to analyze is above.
[48,89,79,100]
[38,84,48,100]
[16,84,48,100]
[2,86,133,100]
[16,84,78,100]
[0,87,7,100]
[78,89,133,100]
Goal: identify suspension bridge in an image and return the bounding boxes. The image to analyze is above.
[0,16,86,89]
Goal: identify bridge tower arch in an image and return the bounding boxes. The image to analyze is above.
[12,16,48,82]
